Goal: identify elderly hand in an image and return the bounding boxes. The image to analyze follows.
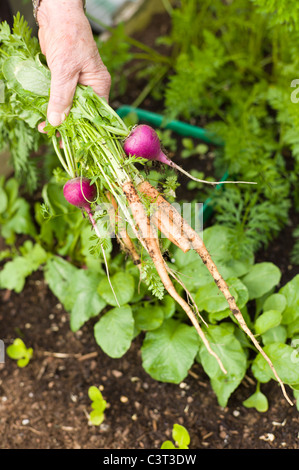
[37,0,111,127]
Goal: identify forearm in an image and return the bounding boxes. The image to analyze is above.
[33,0,86,25]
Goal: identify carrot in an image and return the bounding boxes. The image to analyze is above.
[106,192,142,270]
[150,198,191,253]
[137,181,293,406]
[122,180,227,375]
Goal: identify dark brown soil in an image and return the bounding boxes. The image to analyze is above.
[1,266,299,450]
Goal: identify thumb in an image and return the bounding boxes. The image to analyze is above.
[47,70,79,126]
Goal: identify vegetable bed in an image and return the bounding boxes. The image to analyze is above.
[1,3,299,450]
[0,264,298,450]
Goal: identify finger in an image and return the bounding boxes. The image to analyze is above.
[38,121,47,133]
[38,121,61,140]
[91,71,111,103]
[79,67,111,103]
[47,70,79,126]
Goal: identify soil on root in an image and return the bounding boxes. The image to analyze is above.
[0,269,299,450]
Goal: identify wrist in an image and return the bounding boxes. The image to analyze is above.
[36,0,86,26]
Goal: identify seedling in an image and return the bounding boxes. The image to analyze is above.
[161,424,190,449]
[88,386,107,426]
[181,138,209,159]
[243,383,269,413]
[6,338,33,367]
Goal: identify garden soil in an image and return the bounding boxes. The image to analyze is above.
[1,9,299,451]
[0,263,299,450]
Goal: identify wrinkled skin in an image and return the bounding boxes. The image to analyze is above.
[37,0,111,128]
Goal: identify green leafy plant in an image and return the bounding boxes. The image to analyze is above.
[88,386,107,426]
[181,138,208,160]
[243,383,269,412]
[98,0,297,256]
[0,176,37,244]
[291,226,299,265]
[161,424,190,449]
[6,338,33,367]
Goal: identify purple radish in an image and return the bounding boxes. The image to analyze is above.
[123,125,256,185]
[63,177,100,234]
[63,177,96,212]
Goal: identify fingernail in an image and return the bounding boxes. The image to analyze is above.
[48,112,64,127]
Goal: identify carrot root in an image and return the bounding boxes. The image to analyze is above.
[137,181,293,406]
[107,192,142,271]
[122,180,227,375]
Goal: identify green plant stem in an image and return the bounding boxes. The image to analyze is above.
[86,13,171,66]
[132,65,169,109]
[60,132,76,177]
[51,135,72,176]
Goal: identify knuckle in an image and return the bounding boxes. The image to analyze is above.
[101,69,111,86]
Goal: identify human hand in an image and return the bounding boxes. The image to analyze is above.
[37,0,111,127]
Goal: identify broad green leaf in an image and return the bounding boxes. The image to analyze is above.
[241,262,281,299]
[209,308,231,324]
[243,390,268,412]
[17,356,31,368]
[172,424,190,449]
[261,325,287,345]
[69,270,107,332]
[98,272,135,307]
[91,400,107,413]
[252,343,299,385]
[134,304,164,331]
[129,278,148,304]
[6,338,27,359]
[19,108,42,128]
[7,339,32,367]
[1,198,37,242]
[161,295,176,319]
[80,225,109,273]
[227,277,249,309]
[0,243,48,293]
[195,282,230,313]
[4,57,51,96]
[44,256,78,311]
[89,410,105,426]
[0,186,8,213]
[5,178,19,208]
[254,310,282,335]
[45,257,106,330]
[209,279,248,323]
[88,386,103,402]
[198,323,248,407]
[94,305,134,358]
[287,319,299,337]
[202,225,254,278]
[161,441,176,449]
[2,56,21,91]
[0,257,34,293]
[172,250,210,291]
[141,319,199,383]
[20,241,48,270]
[262,293,287,314]
[172,225,253,291]
[279,275,299,324]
